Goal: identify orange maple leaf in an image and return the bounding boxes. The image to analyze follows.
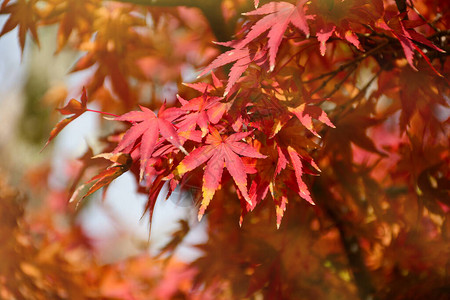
[0,0,41,52]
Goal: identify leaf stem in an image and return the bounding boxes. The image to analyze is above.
[407,2,440,33]
[86,109,119,118]
[304,40,389,85]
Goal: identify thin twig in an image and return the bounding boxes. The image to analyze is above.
[331,69,382,122]
[407,2,440,33]
[303,40,389,85]
[323,65,357,98]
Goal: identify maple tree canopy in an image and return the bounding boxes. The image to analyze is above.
[0,0,449,299]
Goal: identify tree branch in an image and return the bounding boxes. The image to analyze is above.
[109,0,233,43]
[314,180,378,300]
[112,0,203,7]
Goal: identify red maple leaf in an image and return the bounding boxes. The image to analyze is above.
[199,43,267,96]
[43,87,89,149]
[69,152,132,205]
[114,103,187,179]
[289,103,335,138]
[311,0,383,55]
[182,71,224,94]
[246,143,289,228]
[43,87,118,150]
[377,12,445,75]
[246,141,318,228]
[177,73,228,138]
[239,0,313,71]
[286,146,315,205]
[174,127,266,220]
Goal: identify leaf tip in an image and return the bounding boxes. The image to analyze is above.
[81,86,88,105]
[40,141,50,153]
[198,209,205,222]
[179,145,189,156]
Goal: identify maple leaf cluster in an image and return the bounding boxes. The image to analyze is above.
[1,0,449,298]
[0,173,201,299]
[37,0,445,228]
[3,0,445,227]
